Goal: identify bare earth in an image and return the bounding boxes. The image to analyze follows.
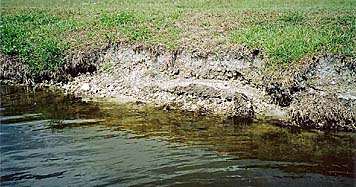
[53,43,356,131]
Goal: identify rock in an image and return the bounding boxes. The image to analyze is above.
[108,85,114,91]
[80,83,90,91]
[337,93,356,101]
[230,93,254,118]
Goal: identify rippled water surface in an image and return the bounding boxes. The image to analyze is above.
[1,85,355,187]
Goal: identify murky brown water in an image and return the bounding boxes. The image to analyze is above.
[1,85,355,186]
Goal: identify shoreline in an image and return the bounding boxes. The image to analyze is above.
[1,43,355,131]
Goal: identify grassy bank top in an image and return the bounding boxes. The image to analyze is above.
[1,0,355,74]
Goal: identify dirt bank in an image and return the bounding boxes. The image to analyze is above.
[1,43,355,131]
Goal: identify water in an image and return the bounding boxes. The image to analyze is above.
[0,85,355,187]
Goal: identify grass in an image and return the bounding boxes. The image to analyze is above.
[0,12,77,74]
[0,0,355,76]
[232,12,355,63]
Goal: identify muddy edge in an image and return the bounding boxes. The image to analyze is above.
[1,43,355,131]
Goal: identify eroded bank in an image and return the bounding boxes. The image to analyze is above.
[1,43,355,131]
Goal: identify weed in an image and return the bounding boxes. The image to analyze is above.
[100,62,113,72]
[128,27,151,41]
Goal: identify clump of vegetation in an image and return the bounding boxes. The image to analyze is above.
[128,27,151,41]
[100,12,135,26]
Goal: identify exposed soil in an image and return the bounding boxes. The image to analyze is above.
[1,43,355,131]
[0,53,29,83]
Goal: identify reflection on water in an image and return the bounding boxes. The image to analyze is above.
[0,85,355,187]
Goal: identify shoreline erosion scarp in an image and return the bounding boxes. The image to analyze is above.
[1,43,355,131]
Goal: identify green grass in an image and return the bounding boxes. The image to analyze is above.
[232,12,355,63]
[0,12,77,74]
[100,12,136,26]
[0,0,355,76]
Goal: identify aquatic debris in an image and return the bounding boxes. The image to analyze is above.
[48,119,104,129]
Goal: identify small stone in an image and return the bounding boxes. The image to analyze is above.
[80,83,90,91]
[173,69,180,75]
[108,85,114,91]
